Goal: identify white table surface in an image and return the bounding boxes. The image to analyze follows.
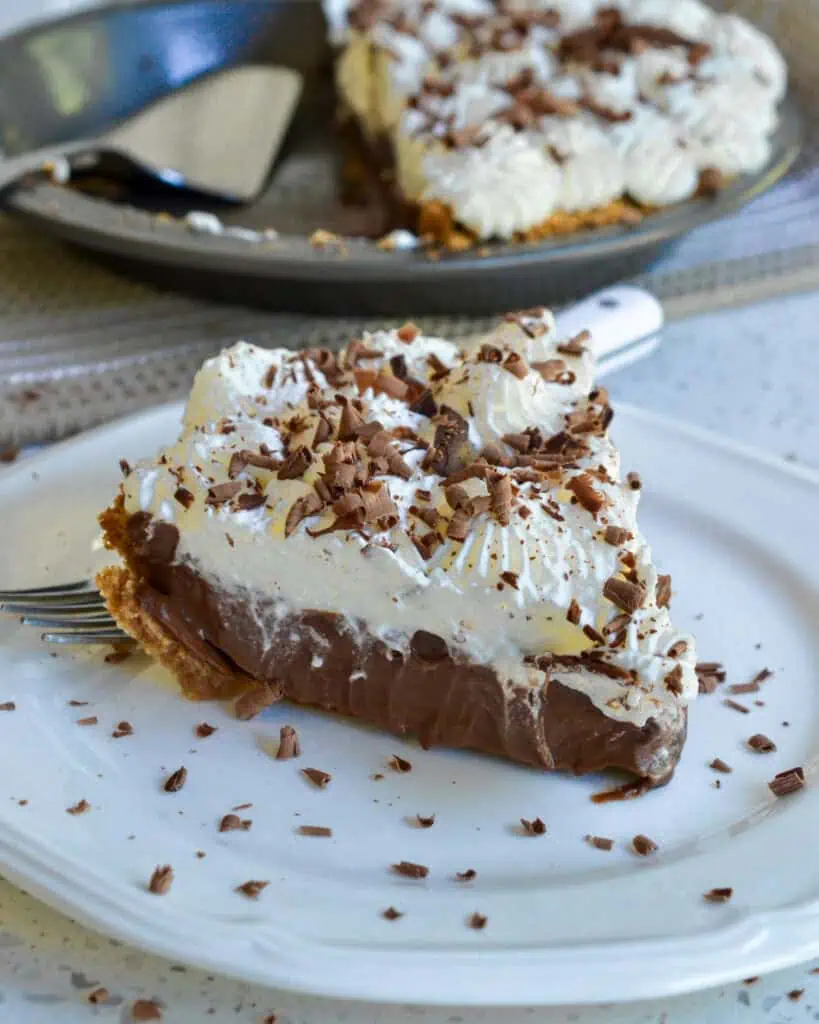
[2,291,819,1022]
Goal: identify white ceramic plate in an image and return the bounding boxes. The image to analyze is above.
[0,402,817,1008]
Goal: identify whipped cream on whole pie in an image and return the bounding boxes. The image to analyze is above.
[100,309,697,785]
[329,0,787,244]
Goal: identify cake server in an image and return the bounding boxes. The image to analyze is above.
[0,64,302,203]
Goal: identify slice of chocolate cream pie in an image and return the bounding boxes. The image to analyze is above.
[99,308,697,785]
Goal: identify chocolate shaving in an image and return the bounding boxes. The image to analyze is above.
[557,331,590,356]
[148,865,174,895]
[392,860,429,879]
[314,416,333,446]
[0,701,15,711]
[66,798,90,815]
[467,912,487,930]
[416,814,436,828]
[567,473,605,517]
[696,662,726,694]
[603,576,645,614]
[520,816,547,835]
[278,445,313,480]
[76,715,98,726]
[338,400,366,441]
[235,493,266,511]
[481,442,515,467]
[584,834,614,851]
[566,599,581,625]
[112,720,133,738]
[656,574,672,608]
[410,388,438,417]
[236,879,269,899]
[276,725,301,760]
[131,999,163,1021]
[703,887,733,904]
[388,754,412,773]
[532,358,573,384]
[631,834,658,856]
[206,481,242,505]
[228,449,281,477]
[285,492,323,537]
[219,813,252,832]
[768,767,804,797]
[163,767,187,793]
[447,508,472,541]
[297,825,332,837]
[722,698,750,714]
[664,664,683,696]
[174,486,194,509]
[503,352,529,379]
[302,767,331,789]
[413,531,441,561]
[490,473,513,525]
[603,525,631,546]
[455,869,477,882]
[196,722,216,738]
[423,407,470,477]
[382,906,404,920]
[747,733,776,753]
[234,682,282,720]
[710,758,732,773]
[374,371,409,400]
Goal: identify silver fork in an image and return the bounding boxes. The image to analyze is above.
[0,581,131,645]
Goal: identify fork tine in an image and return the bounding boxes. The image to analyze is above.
[22,612,117,628]
[1,594,107,614]
[42,629,131,645]
[0,580,90,599]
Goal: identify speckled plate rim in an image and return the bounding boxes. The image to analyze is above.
[0,401,818,1006]
[2,98,803,284]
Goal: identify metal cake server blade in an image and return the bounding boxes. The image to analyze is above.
[0,64,302,203]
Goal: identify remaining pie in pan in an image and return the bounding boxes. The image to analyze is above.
[99,307,697,786]
[325,0,787,247]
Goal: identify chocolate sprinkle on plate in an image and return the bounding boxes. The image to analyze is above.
[131,999,163,1021]
[789,989,805,1001]
[416,814,436,828]
[0,701,15,711]
[631,834,658,856]
[768,766,805,797]
[276,724,301,760]
[696,661,726,694]
[467,912,488,930]
[709,758,733,773]
[302,767,331,789]
[219,813,252,832]
[388,754,412,773]
[297,825,333,837]
[382,906,404,920]
[520,816,547,835]
[148,865,174,895]
[195,722,217,738]
[703,887,733,904]
[76,715,98,726]
[163,766,187,793]
[455,868,477,881]
[235,879,269,899]
[66,798,90,815]
[747,733,777,753]
[584,834,614,851]
[392,860,429,879]
[722,698,750,714]
[112,720,133,738]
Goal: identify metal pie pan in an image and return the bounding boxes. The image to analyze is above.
[0,0,804,316]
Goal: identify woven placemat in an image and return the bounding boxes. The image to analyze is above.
[2,0,818,445]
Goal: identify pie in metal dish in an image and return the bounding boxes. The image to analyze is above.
[326,0,787,248]
[99,307,696,787]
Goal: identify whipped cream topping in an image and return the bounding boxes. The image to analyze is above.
[122,310,697,731]
[331,0,787,239]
